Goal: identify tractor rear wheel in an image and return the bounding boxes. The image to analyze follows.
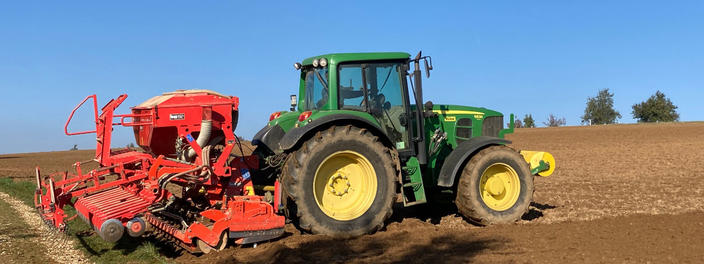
[282,125,396,237]
[455,145,533,225]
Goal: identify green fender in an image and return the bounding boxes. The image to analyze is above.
[436,136,511,187]
[278,114,392,152]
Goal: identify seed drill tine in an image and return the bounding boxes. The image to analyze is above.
[48,178,56,205]
[35,167,42,207]
[35,167,42,190]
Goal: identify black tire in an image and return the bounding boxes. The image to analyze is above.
[282,125,396,237]
[455,145,533,225]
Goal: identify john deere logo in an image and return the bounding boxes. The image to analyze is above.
[169,113,185,120]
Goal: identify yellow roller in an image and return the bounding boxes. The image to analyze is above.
[520,151,556,177]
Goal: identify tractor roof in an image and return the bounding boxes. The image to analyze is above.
[301,52,411,66]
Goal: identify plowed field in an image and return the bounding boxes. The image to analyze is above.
[2,122,703,263]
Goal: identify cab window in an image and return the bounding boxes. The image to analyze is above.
[303,68,328,110]
[338,64,365,110]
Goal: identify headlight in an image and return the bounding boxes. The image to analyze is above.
[319,58,328,67]
[294,62,302,70]
[312,59,319,67]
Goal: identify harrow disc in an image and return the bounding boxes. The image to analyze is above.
[98,219,125,243]
[197,231,228,254]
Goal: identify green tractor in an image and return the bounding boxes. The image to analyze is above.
[253,51,555,237]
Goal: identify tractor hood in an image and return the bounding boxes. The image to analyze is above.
[425,104,503,119]
[419,104,514,146]
[433,105,503,117]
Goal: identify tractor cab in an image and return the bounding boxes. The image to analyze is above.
[266,52,436,164]
[299,55,413,154]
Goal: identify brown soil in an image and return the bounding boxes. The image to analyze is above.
[177,212,704,264]
[0,149,98,179]
[3,122,704,263]
[508,122,704,223]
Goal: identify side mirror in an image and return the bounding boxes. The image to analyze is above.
[424,101,434,111]
[290,94,297,111]
[399,114,408,127]
[424,101,437,117]
[424,57,433,78]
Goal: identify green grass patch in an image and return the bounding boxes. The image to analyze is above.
[0,178,36,206]
[0,178,175,264]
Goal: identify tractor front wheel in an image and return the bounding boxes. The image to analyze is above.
[455,145,533,225]
[282,125,396,237]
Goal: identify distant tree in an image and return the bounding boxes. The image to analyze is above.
[581,88,621,125]
[632,91,679,122]
[543,114,567,127]
[522,114,536,128]
[510,119,524,128]
[126,143,136,149]
[70,144,78,151]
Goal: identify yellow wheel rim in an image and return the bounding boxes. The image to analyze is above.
[479,163,520,211]
[313,151,377,221]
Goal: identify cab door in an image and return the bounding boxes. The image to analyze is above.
[337,61,412,152]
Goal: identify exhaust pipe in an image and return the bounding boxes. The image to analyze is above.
[412,51,428,165]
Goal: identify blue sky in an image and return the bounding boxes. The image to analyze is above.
[1,1,702,154]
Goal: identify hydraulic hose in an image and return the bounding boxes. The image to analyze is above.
[157,145,214,201]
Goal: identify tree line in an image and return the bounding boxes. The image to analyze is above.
[514,89,679,128]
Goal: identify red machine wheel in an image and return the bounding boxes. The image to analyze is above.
[126,218,146,237]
